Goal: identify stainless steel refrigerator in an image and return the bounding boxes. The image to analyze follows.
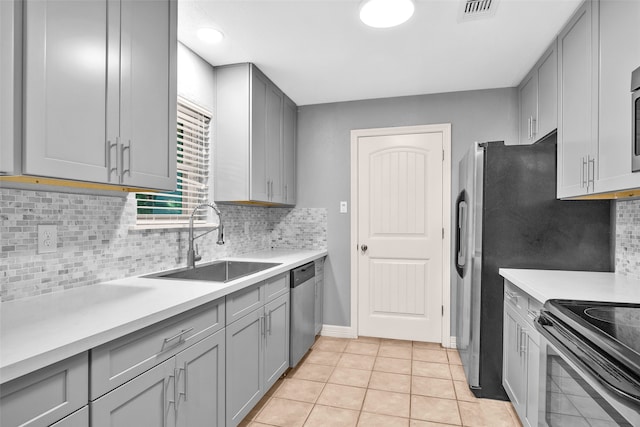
[454,135,612,400]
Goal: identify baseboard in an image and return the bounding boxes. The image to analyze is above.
[449,336,457,349]
[320,324,357,339]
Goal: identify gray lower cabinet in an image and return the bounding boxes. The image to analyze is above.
[264,293,290,390]
[226,307,265,426]
[0,353,88,427]
[314,258,324,335]
[226,276,290,427]
[92,329,226,427]
[51,407,88,427]
[502,281,541,427]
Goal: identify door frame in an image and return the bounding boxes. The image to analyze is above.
[350,124,452,346]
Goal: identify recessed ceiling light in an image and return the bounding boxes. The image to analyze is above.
[359,0,415,28]
[197,28,224,44]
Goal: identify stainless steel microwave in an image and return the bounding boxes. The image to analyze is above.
[633,65,640,172]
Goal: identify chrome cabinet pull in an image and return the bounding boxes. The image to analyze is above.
[516,323,521,353]
[177,362,188,402]
[106,140,118,181]
[519,328,527,356]
[588,157,595,191]
[267,311,272,335]
[505,290,519,302]
[161,327,194,351]
[582,157,588,189]
[531,117,537,139]
[120,140,131,182]
[165,373,176,427]
[260,314,265,337]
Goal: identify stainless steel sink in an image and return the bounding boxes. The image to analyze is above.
[145,261,281,283]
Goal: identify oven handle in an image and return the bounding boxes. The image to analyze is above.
[536,316,640,410]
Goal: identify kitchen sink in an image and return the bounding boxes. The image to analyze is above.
[145,261,281,283]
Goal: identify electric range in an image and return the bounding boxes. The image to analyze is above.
[536,299,640,426]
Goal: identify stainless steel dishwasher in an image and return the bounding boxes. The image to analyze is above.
[289,262,316,367]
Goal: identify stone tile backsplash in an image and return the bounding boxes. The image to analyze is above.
[615,198,640,280]
[0,188,327,301]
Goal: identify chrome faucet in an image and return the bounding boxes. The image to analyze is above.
[187,202,224,268]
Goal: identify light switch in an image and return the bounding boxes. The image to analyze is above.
[38,224,57,254]
[340,201,348,213]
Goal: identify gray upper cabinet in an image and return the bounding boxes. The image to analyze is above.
[557,0,598,198]
[0,0,21,176]
[215,63,297,206]
[283,96,297,204]
[17,0,176,191]
[595,0,640,194]
[557,0,640,198]
[518,41,557,145]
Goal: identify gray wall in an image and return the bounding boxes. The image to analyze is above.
[296,88,519,329]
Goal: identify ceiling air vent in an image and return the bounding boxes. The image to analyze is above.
[459,0,499,22]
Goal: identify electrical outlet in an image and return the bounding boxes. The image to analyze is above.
[38,224,57,254]
[340,201,348,213]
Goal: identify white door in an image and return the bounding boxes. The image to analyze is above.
[355,127,445,342]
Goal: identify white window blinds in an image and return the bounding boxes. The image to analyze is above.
[136,97,211,224]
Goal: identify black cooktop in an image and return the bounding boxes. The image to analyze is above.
[545,300,640,377]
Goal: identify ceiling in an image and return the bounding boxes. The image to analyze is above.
[177,0,582,106]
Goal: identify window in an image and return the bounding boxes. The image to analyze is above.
[136,97,211,225]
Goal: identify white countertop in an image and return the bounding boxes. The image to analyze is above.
[499,268,640,304]
[0,249,327,384]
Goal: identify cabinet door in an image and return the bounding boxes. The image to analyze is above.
[119,0,176,191]
[524,331,540,427]
[314,276,323,336]
[23,0,112,183]
[502,304,526,412]
[0,0,20,175]
[51,406,89,427]
[226,308,264,427]
[266,84,284,203]
[176,329,226,427]
[91,357,175,427]
[264,293,290,390]
[251,68,270,202]
[536,43,558,141]
[518,73,538,145]
[283,96,297,205]
[596,0,640,193]
[557,0,599,198]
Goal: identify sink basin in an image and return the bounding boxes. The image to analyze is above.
[146,261,282,283]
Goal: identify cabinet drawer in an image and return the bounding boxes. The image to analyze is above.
[1,353,88,427]
[504,281,526,313]
[51,406,89,427]
[226,282,264,324]
[91,298,224,400]
[264,272,289,303]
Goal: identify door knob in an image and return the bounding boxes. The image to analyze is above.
[360,244,368,254]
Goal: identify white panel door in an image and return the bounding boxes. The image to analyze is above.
[357,131,443,341]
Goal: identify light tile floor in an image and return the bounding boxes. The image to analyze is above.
[240,336,523,427]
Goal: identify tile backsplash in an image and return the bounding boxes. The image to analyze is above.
[615,198,640,280]
[0,188,327,302]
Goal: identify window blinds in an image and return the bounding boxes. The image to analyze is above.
[136,97,211,224]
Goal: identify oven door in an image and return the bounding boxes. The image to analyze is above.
[539,335,640,427]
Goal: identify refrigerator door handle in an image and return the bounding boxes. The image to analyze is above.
[455,191,468,278]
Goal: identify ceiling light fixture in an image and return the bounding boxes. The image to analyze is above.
[359,0,415,29]
[197,28,224,44]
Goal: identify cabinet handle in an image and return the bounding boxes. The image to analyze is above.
[268,310,272,335]
[260,314,265,337]
[588,157,595,192]
[581,157,588,189]
[531,117,537,139]
[177,362,188,402]
[505,290,519,302]
[515,323,520,353]
[106,140,118,181]
[285,184,287,202]
[120,140,131,182]
[161,327,194,351]
[528,117,532,139]
[519,328,528,356]
[527,309,538,321]
[165,373,176,427]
